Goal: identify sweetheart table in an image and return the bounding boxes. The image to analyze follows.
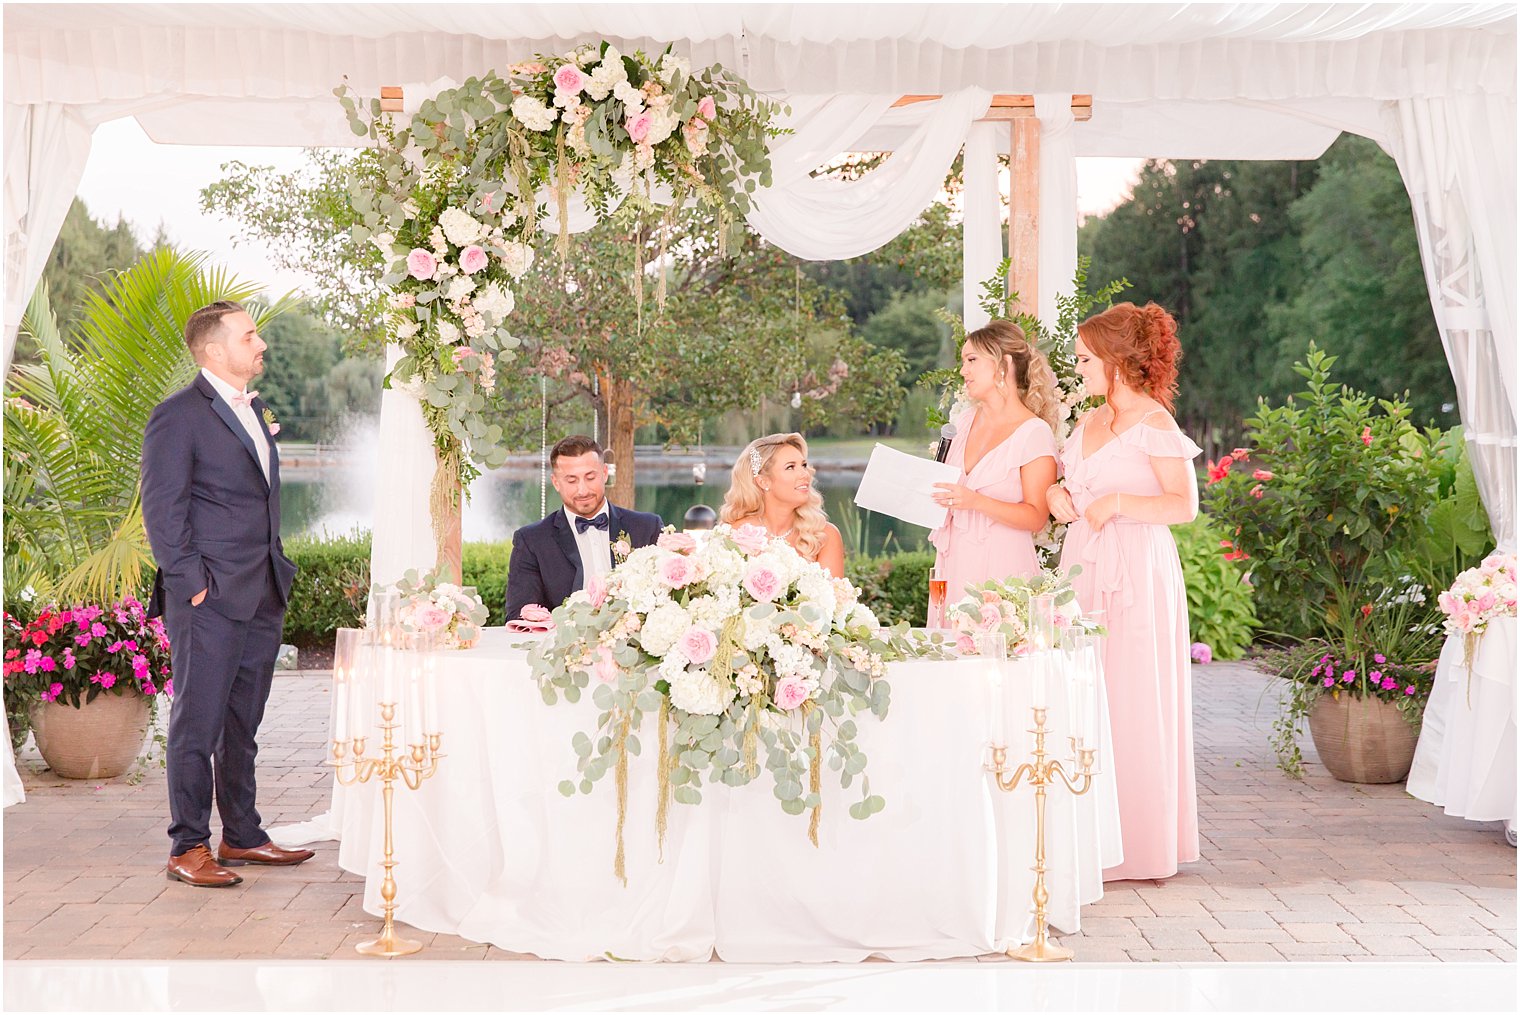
[273,627,1122,961]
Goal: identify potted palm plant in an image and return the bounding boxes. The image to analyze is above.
[2,250,291,775]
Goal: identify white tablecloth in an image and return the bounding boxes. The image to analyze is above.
[1409,615,1517,823]
[274,628,1122,961]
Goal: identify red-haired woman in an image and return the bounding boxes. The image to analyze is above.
[1047,301,1202,882]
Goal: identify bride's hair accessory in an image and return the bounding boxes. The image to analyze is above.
[749,446,764,476]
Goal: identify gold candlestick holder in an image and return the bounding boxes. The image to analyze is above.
[986,705,1097,962]
[328,704,442,958]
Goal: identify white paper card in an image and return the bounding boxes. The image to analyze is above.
[853,443,961,529]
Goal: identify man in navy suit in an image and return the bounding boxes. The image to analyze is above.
[141,301,313,888]
[505,435,663,620]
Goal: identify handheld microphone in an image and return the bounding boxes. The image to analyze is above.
[935,423,958,464]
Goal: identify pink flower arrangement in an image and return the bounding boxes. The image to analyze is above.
[406,248,438,280]
[4,600,173,712]
[459,244,489,274]
[1439,553,1517,650]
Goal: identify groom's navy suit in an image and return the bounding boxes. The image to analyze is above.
[141,372,297,856]
[504,503,662,620]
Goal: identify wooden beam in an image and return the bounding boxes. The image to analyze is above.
[1008,117,1040,318]
[892,93,1092,122]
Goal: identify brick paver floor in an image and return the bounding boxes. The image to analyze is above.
[4,662,1514,962]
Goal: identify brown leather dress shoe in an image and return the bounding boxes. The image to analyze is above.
[167,844,243,887]
[217,840,315,866]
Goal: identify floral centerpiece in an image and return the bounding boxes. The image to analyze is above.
[335,44,781,573]
[3,600,174,774]
[1438,552,1517,698]
[529,524,941,881]
[391,568,489,650]
[945,567,1104,655]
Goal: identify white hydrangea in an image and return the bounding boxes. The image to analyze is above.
[498,242,535,280]
[392,375,425,400]
[436,320,461,345]
[473,283,515,323]
[686,594,727,631]
[740,614,771,653]
[796,573,837,630]
[511,94,558,132]
[613,80,644,114]
[445,274,476,303]
[645,108,679,146]
[439,207,484,247]
[734,665,765,697]
[659,52,691,82]
[585,49,627,101]
[669,667,734,716]
[640,601,690,657]
[369,231,396,253]
[846,603,880,631]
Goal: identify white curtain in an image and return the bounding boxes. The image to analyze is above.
[370,345,445,586]
[1033,94,1079,329]
[1384,94,1518,552]
[2,102,93,378]
[746,89,992,260]
[961,122,1002,333]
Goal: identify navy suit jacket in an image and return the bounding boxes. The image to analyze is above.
[504,504,662,620]
[140,373,298,622]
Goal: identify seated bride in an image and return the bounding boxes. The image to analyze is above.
[720,432,846,578]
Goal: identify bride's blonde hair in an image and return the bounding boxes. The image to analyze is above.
[965,320,1061,431]
[720,432,830,561]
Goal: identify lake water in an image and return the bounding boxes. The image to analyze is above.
[281,464,929,557]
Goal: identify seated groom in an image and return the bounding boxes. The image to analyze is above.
[504,435,663,621]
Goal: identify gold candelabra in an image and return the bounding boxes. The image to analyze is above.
[986,705,1097,962]
[328,702,443,958]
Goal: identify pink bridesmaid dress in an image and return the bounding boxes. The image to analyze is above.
[929,409,1057,603]
[1060,409,1202,881]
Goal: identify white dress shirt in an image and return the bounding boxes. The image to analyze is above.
[565,502,611,582]
[201,367,270,483]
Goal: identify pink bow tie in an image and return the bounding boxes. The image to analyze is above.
[230,390,259,409]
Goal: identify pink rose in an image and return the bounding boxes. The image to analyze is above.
[520,604,552,624]
[658,531,698,554]
[697,95,717,121]
[773,676,810,711]
[1190,642,1213,665]
[731,524,769,555]
[658,554,699,589]
[418,604,451,630]
[743,564,783,602]
[267,422,281,436]
[586,575,608,609]
[407,248,438,280]
[956,632,978,655]
[459,245,489,274]
[553,64,586,94]
[978,603,1002,630]
[678,627,717,666]
[593,645,619,685]
[626,112,654,144]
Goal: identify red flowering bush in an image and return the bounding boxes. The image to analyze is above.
[3,599,173,713]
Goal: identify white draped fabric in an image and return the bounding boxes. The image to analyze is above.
[369,346,439,587]
[961,122,1003,332]
[1384,94,1518,551]
[1408,617,1517,824]
[744,90,992,261]
[2,713,24,808]
[1034,94,1079,328]
[272,629,1123,961]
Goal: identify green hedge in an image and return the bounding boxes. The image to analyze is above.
[282,534,512,646]
[846,551,935,627]
[1173,515,1258,660]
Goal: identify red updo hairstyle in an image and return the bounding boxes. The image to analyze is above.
[1075,302,1182,412]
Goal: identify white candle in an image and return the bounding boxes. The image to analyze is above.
[406,665,425,748]
[332,667,349,744]
[988,662,1005,746]
[1031,652,1047,710]
[423,652,439,736]
[351,646,371,739]
[381,646,396,704]
[1082,670,1099,748]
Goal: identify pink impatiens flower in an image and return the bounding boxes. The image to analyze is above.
[91,672,117,690]
[41,682,63,702]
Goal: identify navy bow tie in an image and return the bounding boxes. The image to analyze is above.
[575,513,609,534]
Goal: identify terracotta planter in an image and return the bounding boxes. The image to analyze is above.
[29,691,151,780]
[1307,691,1418,784]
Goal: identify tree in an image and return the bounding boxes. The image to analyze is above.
[858,289,952,382]
[1267,136,1453,425]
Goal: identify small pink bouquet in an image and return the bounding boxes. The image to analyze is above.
[393,568,489,650]
[945,568,1101,656]
[1438,553,1517,677]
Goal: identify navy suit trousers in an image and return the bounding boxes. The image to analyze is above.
[163,565,286,856]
